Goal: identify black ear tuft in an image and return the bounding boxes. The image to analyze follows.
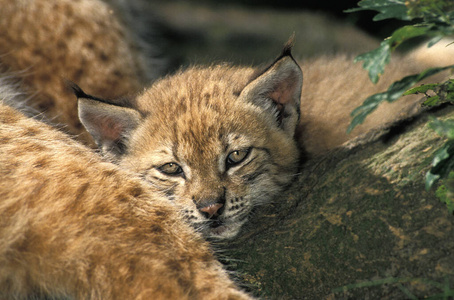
[71,81,143,160]
[245,35,298,88]
[280,34,295,58]
[239,42,303,136]
[66,80,87,99]
[65,80,113,104]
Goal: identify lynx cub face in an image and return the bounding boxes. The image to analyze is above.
[76,49,302,239]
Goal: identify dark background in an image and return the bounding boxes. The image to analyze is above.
[148,0,411,73]
[157,0,407,38]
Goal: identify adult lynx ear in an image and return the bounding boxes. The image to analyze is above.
[71,83,142,160]
[239,45,303,136]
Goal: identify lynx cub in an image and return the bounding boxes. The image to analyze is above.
[74,43,454,239]
[0,91,252,299]
[74,46,302,240]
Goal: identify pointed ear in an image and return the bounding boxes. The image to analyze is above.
[239,47,303,136]
[71,84,142,160]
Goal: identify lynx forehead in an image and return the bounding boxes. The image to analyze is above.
[77,50,303,239]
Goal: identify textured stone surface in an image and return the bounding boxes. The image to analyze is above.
[226,108,454,299]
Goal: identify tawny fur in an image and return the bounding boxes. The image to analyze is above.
[2,0,453,240]
[116,63,301,239]
[0,0,453,296]
[296,53,447,154]
[0,0,157,145]
[2,0,452,155]
[1,0,453,249]
[0,100,252,299]
[73,42,454,239]
[140,52,452,156]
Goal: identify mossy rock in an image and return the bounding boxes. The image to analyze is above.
[226,108,454,299]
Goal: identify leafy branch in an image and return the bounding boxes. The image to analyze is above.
[346,0,454,212]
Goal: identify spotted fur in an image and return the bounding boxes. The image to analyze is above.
[2,0,453,242]
[0,0,161,145]
[0,95,252,299]
[76,42,454,239]
[77,54,303,239]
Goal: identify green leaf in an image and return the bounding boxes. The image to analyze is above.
[435,175,454,214]
[347,92,387,133]
[427,36,443,47]
[406,0,454,23]
[429,118,454,140]
[355,40,391,84]
[422,95,441,107]
[405,79,454,107]
[355,25,434,83]
[444,176,454,214]
[426,171,441,191]
[434,79,454,103]
[348,65,454,133]
[388,25,434,50]
[345,0,410,21]
[426,140,454,190]
[404,83,439,95]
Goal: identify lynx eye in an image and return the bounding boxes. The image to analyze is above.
[226,149,251,167]
[158,162,183,176]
